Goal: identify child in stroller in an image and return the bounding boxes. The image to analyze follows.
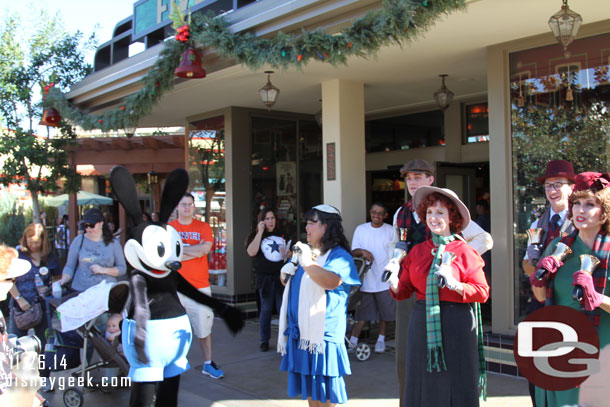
[46,280,130,407]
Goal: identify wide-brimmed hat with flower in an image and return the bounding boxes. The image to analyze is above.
[413,186,471,232]
[6,255,31,279]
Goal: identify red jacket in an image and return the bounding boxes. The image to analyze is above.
[391,239,489,303]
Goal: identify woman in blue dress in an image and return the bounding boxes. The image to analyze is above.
[278,204,360,407]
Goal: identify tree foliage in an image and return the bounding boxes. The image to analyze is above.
[190,129,225,223]
[512,87,610,231]
[0,11,95,223]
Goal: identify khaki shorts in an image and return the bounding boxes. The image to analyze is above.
[177,286,214,338]
[355,290,396,322]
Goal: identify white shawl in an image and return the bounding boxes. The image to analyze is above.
[277,250,330,355]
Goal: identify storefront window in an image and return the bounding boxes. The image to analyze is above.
[463,102,489,143]
[188,116,227,287]
[510,33,610,323]
[365,110,445,152]
[251,117,322,243]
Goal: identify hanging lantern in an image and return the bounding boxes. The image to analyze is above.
[258,71,280,110]
[174,48,206,79]
[433,74,454,111]
[39,107,61,127]
[548,0,582,52]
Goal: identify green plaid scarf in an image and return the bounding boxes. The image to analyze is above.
[473,301,487,400]
[427,233,488,400]
[425,233,456,372]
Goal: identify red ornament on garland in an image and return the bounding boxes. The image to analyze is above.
[39,107,61,127]
[176,24,190,42]
[175,48,206,79]
[297,54,303,62]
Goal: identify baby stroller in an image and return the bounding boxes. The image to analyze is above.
[346,257,372,361]
[47,281,131,407]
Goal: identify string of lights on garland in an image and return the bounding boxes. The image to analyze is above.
[45,0,466,132]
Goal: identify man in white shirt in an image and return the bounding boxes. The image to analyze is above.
[350,202,395,353]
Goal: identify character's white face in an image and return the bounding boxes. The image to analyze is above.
[123,224,183,278]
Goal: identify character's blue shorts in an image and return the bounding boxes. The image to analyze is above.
[122,314,192,382]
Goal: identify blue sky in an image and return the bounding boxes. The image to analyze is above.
[1,0,134,63]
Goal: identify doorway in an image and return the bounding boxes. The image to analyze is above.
[437,161,491,323]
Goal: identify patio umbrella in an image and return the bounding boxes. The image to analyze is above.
[45,191,113,207]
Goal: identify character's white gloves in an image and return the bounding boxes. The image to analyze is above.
[435,264,463,292]
[384,259,400,289]
[280,262,298,282]
[294,242,315,267]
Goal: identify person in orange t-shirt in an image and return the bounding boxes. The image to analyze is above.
[169,193,224,379]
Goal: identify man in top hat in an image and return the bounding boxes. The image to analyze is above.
[522,160,576,277]
[521,159,575,406]
[385,158,493,407]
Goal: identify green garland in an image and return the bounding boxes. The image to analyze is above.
[46,0,466,131]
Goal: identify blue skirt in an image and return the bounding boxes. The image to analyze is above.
[280,327,351,404]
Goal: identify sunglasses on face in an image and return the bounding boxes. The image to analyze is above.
[84,223,96,229]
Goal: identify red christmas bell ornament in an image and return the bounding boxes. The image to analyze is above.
[174,48,206,79]
[39,107,61,127]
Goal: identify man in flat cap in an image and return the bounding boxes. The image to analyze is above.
[386,159,493,407]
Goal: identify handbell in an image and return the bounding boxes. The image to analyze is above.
[526,228,544,246]
[399,227,409,242]
[438,251,456,289]
[534,242,572,281]
[285,244,320,283]
[572,254,600,301]
[381,241,407,282]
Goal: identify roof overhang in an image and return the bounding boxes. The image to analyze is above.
[67,0,610,127]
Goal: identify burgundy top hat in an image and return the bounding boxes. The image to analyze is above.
[535,160,576,184]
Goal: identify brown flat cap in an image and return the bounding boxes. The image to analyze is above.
[400,159,434,178]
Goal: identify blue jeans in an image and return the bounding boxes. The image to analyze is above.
[257,273,284,344]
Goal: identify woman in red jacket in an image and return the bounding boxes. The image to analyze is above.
[388,186,489,407]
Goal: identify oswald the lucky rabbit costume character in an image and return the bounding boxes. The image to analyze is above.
[109,166,243,407]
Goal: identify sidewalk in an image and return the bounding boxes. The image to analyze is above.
[44,318,530,406]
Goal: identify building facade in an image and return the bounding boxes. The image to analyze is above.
[64,0,610,346]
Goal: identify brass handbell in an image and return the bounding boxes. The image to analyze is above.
[438,251,456,289]
[399,227,409,242]
[534,242,572,281]
[572,254,600,301]
[526,228,544,246]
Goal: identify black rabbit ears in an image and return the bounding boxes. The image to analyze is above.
[109,166,189,225]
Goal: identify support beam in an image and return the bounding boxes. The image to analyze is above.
[321,79,366,240]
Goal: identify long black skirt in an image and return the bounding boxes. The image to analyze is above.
[403,300,480,407]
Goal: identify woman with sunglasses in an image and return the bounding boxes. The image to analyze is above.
[58,208,126,292]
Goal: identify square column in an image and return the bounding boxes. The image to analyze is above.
[321,79,366,239]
